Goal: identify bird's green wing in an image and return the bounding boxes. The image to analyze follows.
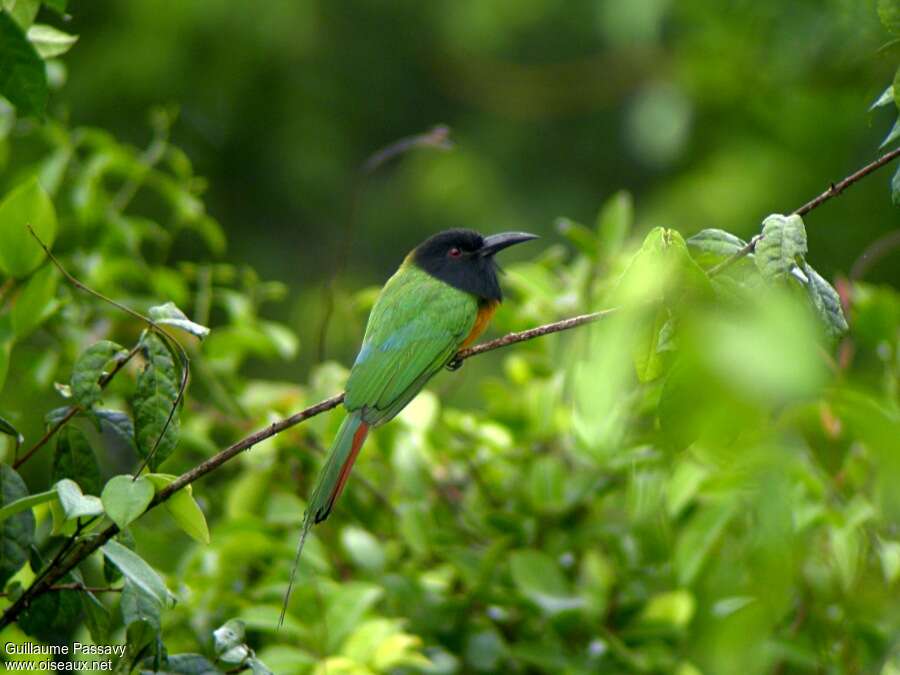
[345,264,477,423]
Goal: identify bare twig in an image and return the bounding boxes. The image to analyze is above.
[849,229,900,280]
[0,308,612,629]
[708,145,900,277]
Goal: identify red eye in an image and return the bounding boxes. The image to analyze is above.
[448,247,462,258]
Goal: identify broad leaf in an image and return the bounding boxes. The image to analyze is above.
[101,539,174,607]
[686,228,747,268]
[0,488,56,525]
[71,340,127,409]
[11,262,59,339]
[675,500,737,586]
[0,177,57,277]
[96,409,138,454]
[803,264,849,337]
[52,426,102,495]
[81,592,112,644]
[149,301,210,340]
[754,213,807,282]
[146,473,210,544]
[596,190,633,259]
[54,478,103,519]
[133,332,181,468]
[101,475,154,530]
[0,11,46,117]
[26,24,78,59]
[18,576,81,641]
[0,464,35,586]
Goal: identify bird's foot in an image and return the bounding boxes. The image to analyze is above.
[446,356,463,371]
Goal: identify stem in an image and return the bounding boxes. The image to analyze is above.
[0,308,612,629]
[708,145,900,277]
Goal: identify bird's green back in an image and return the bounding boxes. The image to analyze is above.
[345,263,478,424]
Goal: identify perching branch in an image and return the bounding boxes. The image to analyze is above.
[0,309,612,629]
[708,145,900,276]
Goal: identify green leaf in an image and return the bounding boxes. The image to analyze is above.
[101,475,154,530]
[879,0,900,33]
[870,85,895,110]
[52,426,102,495]
[0,414,23,448]
[0,464,35,586]
[754,213,807,282]
[145,473,210,544]
[0,487,56,525]
[3,0,39,28]
[803,264,848,337]
[101,539,174,607]
[26,24,77,59]
[632,307,670,382]
[148,301,210,340]
[70,340,127,409]
[527,455,568,514]
[54,479,95,519]
[133,332,181,469]
[555,218,596,258]
[675,500,737,586]
[638,589,696,629]
[96,409,138,455]
[686,228,747,268]
[54,478,103,519]
[11,262,59,338]
[596,190,633,258]
[81,592,112,644]
[509,549,585,615]
[340,525,385,572]
[0,177,57,279]
[0,11,46,117]
[325,582,383,652]
[121,578,162,661]
[18,578,80,641]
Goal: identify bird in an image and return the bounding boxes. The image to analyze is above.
[280,228,537,622]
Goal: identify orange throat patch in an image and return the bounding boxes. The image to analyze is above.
[461,299,499,348]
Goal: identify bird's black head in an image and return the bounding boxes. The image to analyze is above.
[410,228,538,301]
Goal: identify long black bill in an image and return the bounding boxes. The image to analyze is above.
[479,231,539,257]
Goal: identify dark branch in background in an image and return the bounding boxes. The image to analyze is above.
[850,229,900,280]
[2,142,897,630]
[315,126,453,361]
[0,310,611,629]
[709,145,900,276]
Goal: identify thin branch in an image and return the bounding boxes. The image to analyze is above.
[794,145,900,216]
[13,344,142,469]
[708,145,900,277]
[0,584,121,597]
[0,308,611,629]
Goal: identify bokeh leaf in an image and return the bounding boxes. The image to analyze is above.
[0,177,57,277]
[0,11,46,117]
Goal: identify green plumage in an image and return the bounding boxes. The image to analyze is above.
[345,263,478,421]
[281,263,479,624]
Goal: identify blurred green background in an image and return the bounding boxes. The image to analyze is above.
[57,0,897,374]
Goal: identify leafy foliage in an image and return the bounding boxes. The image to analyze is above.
[0,2,898,674]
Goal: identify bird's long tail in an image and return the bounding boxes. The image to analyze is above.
[279,411,369,625]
